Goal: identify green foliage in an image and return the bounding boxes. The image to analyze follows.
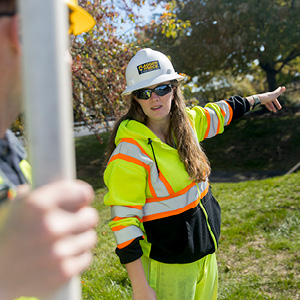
[145,0,300,91]
[159,0,190,39]
[185,74,257,104]
[71,0,143,136]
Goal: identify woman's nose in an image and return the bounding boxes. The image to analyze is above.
[150,91,159,101]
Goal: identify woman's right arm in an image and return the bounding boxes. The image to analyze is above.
[126,259,157,300]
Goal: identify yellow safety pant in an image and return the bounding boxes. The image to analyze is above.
[141,253,218,300]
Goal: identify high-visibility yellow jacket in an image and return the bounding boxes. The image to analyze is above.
[0,130,32,200]
[104,96,250,264]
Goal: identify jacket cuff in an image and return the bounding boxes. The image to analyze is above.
[116,237,144,264]
[226,95,250,120]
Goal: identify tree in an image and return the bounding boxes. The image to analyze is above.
[143,0,300,92]
[10,0,142,137]
[71,0,147,139]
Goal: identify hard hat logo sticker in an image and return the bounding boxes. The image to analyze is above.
[137,60,161,75]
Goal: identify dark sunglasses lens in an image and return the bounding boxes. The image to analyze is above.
[133,84,172,100]
[134,89,152,100]
[154,85,172,96]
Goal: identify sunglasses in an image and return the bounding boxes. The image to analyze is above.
[133,84,173,100]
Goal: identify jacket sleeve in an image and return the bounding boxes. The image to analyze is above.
[104,157,147,264]
[186,95,250,142]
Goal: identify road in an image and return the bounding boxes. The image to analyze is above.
[74,121,114,138]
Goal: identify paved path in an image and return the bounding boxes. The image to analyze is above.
[209,170,287,183]
[74,121,114,138]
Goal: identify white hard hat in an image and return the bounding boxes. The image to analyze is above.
[122,48,185,96]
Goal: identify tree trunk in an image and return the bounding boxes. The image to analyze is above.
[265,69,277,91]
[259,62,278,91]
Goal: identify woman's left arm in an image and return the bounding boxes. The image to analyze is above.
[246,86,286,113]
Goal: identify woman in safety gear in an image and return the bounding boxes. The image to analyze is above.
[104,48,285,300]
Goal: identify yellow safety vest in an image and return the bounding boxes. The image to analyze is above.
[104,100,233,264]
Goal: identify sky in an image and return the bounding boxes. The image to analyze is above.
[116,1,165,39]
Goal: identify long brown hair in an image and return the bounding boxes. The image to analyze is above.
[105,82,210,182]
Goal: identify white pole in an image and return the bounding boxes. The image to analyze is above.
[19,0,81,299]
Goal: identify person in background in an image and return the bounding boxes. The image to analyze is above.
[104,48,285,300]
[0,0,98,299]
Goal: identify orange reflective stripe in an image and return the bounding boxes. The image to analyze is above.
[117,236,145,249]
[220,106,226,117]
[108,153,144,167]
[126,205,143,210]
[203,109,211,139]
[120,138,151,158]
[224,100,233,124]
[216,117,221,135]
[199,183,209,198]
[108,153,157,198]
[117,238,136,249]
[143,183,209,222]
[112,225,127,232]
[110,205,142,209]
[159,172,174,195]
[143,197,199,222]
[146,182,196,203]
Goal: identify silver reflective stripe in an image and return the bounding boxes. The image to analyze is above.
[204,107,221,138]
[143,180,208,220]
[205,101,232,138]
[217,100,232,125]
[112,140,170,197]
[114,225,144,246]
[111,205,144,220]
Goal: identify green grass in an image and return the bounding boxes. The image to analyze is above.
[75,108,300,299]
[75,132,110,190]
[80,173,300,299]
[214,174,300,299]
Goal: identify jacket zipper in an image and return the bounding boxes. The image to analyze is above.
[148,138,159,174]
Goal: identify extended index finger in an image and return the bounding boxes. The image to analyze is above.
[273,99,282,110]
[274,86,286,97]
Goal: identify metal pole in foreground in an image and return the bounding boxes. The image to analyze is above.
[19,0,81,299]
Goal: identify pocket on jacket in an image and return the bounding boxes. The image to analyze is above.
[144,187,221,264]
[180,204,216,263]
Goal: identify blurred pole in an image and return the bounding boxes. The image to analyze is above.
[19,0,81,299]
